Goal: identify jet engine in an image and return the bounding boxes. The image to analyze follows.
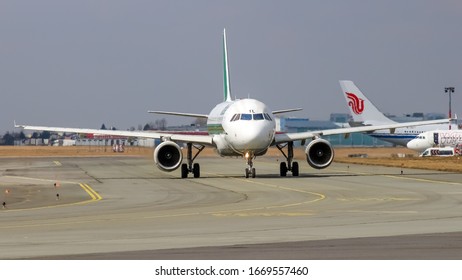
[153,141,183,172]
[305,138,334,169]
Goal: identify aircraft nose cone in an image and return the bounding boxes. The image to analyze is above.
[232,123,273,150]
[242,127,266,145]
[407,139,419,150]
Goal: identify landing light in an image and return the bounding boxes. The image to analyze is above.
[245,152,250,159]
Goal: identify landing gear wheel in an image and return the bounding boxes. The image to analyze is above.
[277,142,301,177]
[292,162,299,176]
[280,162,287,176]
[245,168,256,178]
[193,163,200,178]
[181,163,188,178]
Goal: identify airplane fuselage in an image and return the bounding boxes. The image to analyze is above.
[366,123,450,147]
[407,130,462,151]
[207,98,276,157]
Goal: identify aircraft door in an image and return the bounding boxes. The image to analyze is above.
[433,132,439,145]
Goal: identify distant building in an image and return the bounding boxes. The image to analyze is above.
[386,112,446,122]
[276,116,392,147]
[330,113,351,124]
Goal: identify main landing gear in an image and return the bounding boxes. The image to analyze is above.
[181,143,205,178]
[276,141,299,176]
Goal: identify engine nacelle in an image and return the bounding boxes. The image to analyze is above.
[153,141,183,172]
[305,138,334,169]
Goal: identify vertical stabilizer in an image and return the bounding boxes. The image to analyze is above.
[339,80,394,125]
[223,29,232,102]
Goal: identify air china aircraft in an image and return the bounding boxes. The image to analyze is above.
[340,80,453,146]
[407,130,462,151]
[15,30,451,179]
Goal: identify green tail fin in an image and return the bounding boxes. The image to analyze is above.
[223,29,232,102]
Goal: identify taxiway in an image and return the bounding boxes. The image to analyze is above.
[1,156,462,259]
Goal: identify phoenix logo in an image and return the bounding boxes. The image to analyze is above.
[346,92,365,115]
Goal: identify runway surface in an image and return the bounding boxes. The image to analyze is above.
[1,155,462,259]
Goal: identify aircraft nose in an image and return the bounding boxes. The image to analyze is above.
[242,126,267,144]
[407,139,419,150]
[233,123,273,149]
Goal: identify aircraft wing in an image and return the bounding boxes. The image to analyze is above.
[14,124,214,145]
[148,111,209,119]
[274,118,451,144]
[272,108,303,115]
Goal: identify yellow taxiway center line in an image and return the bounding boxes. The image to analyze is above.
[0,182,102,213]
[79,183,102,201]
[235,177,326,208]
[195,171,326,217]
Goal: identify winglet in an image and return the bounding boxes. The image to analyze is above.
[223,29,232,102]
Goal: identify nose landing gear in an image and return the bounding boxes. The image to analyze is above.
[244,152,256,178]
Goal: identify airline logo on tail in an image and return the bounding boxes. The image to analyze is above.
[345,92,365,115]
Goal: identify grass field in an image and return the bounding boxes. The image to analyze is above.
[1,145,460,173]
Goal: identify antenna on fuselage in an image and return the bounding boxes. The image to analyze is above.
[223,29,233,102]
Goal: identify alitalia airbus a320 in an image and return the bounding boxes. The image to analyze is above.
[16,29,450,178]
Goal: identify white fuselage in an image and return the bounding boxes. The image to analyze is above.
[207,98,276,157]
[407,130,462,151]
[364,123,451,147]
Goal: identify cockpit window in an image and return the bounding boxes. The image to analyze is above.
[230,113,273,121]
[230,114,240,122]
[240,114,252,120]
[253,113,264,120]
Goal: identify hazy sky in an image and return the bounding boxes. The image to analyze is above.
[1,0,461,133]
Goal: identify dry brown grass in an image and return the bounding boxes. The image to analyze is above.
[1,146,460,173]
[332,147,462,173]
[0,146,153,157]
